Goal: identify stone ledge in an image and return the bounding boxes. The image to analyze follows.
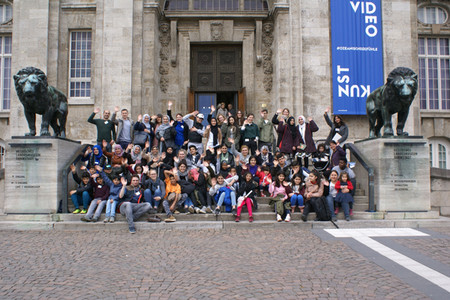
[431,167,450,179]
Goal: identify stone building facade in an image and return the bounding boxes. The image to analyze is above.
[0,0,448,170]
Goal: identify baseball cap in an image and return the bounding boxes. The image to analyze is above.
[197,113,204,119]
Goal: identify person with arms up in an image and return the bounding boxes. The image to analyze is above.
[87,107,116,152]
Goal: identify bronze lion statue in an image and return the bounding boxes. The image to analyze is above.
[366,67,418,138]
[14,67,68,137]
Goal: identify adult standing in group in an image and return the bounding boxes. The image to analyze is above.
[183,111,205,154]
[272,108,291,150]
[276,116,299,157]
[112,106,135,150]
[156,115,172,152]
[257,109,274,151]
[166,113,189,153]
[240,113,260,155]
[222,115,240,150]
[296,115,319,168]
[324,107,348,145]
[87,108,116,152]
[133,114,154,149]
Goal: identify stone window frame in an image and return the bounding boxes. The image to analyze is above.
[0,35,11,112]
[418,5,448,25]
[429,138,450,169]
[418,37,450,111]
[68,30,92,103]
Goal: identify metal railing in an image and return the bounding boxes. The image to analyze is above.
[344,143,375,212]
[60,144,92,213]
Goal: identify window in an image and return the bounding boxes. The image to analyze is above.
[166,0,189,10]
[0,3,12,24]
[418,6,447,24]
[244,0,267,11]
[0,35,11,111]
[194,0,239,10]
[418,38,450,110]
[69,31,92,99]
[429,139,449,169]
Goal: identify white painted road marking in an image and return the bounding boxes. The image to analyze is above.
[325,228,450,293]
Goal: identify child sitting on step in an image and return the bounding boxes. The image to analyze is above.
[235,172,258,223]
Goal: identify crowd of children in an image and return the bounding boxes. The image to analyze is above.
[69,101,355,233]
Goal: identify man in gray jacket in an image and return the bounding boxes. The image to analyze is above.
[112,106,135,150]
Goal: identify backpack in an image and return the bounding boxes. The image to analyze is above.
[310,196,331,221]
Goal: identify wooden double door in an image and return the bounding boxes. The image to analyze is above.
[189,44,245,114]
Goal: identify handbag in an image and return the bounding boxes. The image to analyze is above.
[133,130,148,145]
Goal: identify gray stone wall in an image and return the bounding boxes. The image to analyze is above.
[430,168,450,216]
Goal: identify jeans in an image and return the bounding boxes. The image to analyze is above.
[162,199,182,216]
[86,199,107,220]
[71,191,91,210]
[341,201,350,218]
[326,195,336,218]
[119,202,151,228]
[144,188,162,209]
[290,194,304,207]
[184,197,194,208]
[105,200,118,217]
[216,190,236,207]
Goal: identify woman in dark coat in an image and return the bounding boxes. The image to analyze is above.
[276,116,300,156]
[296,115,319,168]
[324,107,348,145]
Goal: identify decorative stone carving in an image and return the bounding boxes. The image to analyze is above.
[262,22,274,93]
[159,21,171,93]
[210,21,224,41]
[160,77,169,93]
[263,75,273,93]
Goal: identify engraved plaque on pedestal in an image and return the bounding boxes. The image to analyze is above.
[5,137,81,214]
[355,137,431,212]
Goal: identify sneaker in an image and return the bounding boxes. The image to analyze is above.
[334,208,339,215]
[80,217,91,222]
[194,207,200,214]
[301,214,307,222]
[188,206,195,214]
[260,191,266,197]
[109,217,115,223]
[174,210,180,214]
[92,218,98,223]
[129,226,136,234]
[206,206,213,213]
[232,208,237,216]
[285,214,291,222]
[80,209,87,214]
[276,214,282,222]
[349,209,353,216]
[148,216,161,223]
[235,216,240,222]
[103,217,110,223]
[199,207,207,214]
[249,216,253,222]
[165,215,176,223]
[346,217,350,222]
[214,207,221,216]
[72,209,81,214]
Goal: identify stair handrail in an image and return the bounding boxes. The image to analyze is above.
[61,144,93,213]
[344,143,375,212]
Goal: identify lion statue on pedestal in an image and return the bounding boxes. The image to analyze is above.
[14,67,68,137]
[366,67,418,138]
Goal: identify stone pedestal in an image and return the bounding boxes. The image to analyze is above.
[4,137,81,214]
[355,137,431,212]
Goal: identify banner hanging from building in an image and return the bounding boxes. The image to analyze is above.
[330,0,384,115]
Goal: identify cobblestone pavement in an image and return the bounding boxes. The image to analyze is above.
[0,227,445,299]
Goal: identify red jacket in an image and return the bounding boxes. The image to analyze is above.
[256,170,272,186]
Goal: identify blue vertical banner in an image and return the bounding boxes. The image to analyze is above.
[330,0,384,115]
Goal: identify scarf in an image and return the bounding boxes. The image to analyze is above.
[287,117,297,142]
[156,116,171,137]
[92,145,103,160]
[114,145,124,157]
[143,114,151,130]
[260,146,269,164]
[131,145,142,162]
[189,168,200,181]
[298,115,306,141]
[177,168,189,180]
[210,118,219,146]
